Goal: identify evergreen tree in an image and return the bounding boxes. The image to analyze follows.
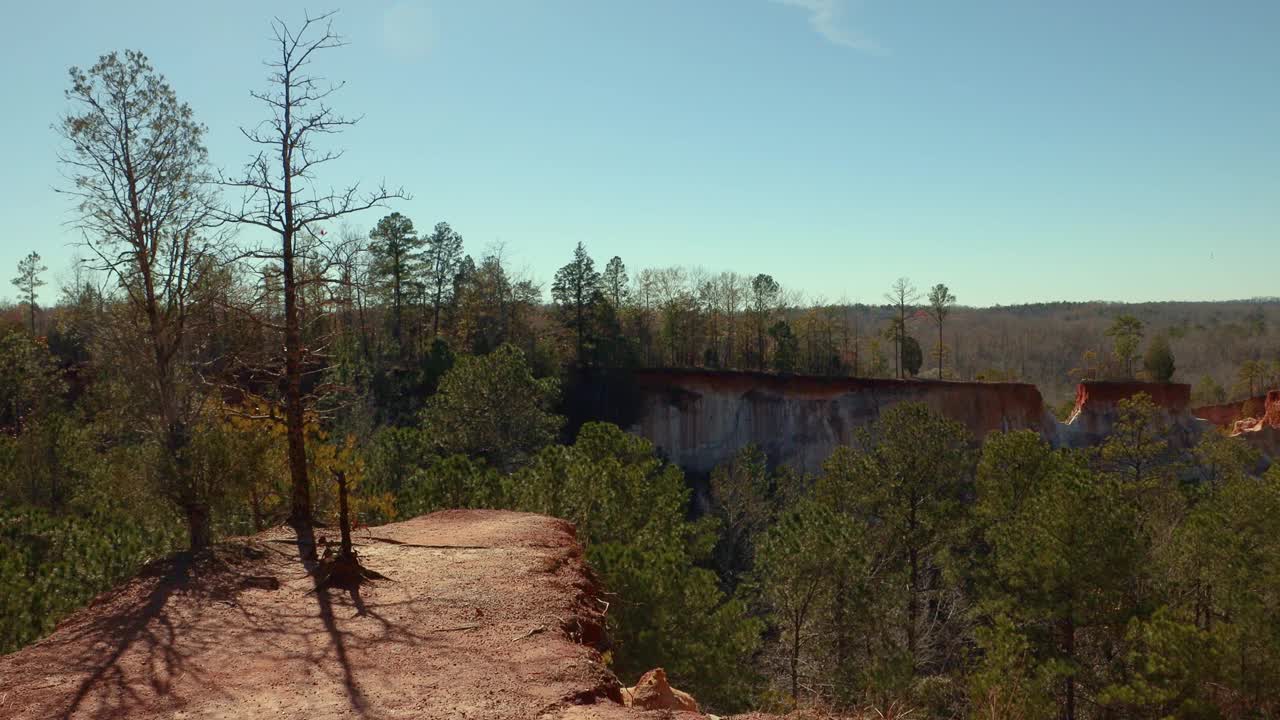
[367,212,422,350]
[750,274,780,370]
[1143,334,1176,382]
[768,320,799,374]
[901,336,924,377]
[1106,314,1145,378]
[511,423,762,710]
[602,255,628,309]
[420,343,561,470]
[551,242,602,367]
[821,403,974,683]
[422,221,463,337]
[755,500,862,703]
[10,252,47,335]
[973,431,1143,720]
[926,283,956,378]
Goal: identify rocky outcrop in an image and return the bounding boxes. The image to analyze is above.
[622,668,700,713]
[1225,390,1280,458]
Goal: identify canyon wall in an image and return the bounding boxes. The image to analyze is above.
[570,370,1211,475]
[1192,392,1278,430]
[1225,390,1280,458]
[1059,381,1201,448]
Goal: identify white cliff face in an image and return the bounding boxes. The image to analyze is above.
[616,372,1219,475]
[623,371,1059,474]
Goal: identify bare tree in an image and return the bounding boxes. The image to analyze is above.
[59,50,222,550]
[220,11,407,532]
[884,278,920,379]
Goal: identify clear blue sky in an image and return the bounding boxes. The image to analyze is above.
[2,0,1277,307]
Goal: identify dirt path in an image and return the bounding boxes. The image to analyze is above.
[0,510,669,719]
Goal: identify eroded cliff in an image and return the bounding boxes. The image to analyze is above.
[1059,381,1201,447]
[573,370,1216,475]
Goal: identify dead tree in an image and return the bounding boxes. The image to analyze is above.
[220,11,406,533]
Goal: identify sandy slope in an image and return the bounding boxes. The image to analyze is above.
[0,510,670,719]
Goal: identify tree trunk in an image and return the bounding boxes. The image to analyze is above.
[908,544,919,673]
[790,617,801,701]
[281,82,312,535]
[1061,615,1075,720]
[433,285,443,337]
[250,482,264,533]
[185,502,211,552]
[283,250,312,532]
[938,320,944,378]
[336,470,353,560]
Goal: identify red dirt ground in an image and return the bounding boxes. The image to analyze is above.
[0,510,687,720]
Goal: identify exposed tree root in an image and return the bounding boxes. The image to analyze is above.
[312,543,389,591]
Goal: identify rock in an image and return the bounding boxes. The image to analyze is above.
[621,668,700,713]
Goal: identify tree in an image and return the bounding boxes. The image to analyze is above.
[221,12,406,532]
[420,343,561,470]
[973,432,1142,720]
[422,221,463,338]
[551,242,601,367]
[755,500,860,703]
[511,422,762,710]
[1234,359,1267,399]
[59,50,222,551]
[750,274,781,370]
[367,212,421,350]
[10,252,47,335]
[453,249,540,356]
[1191,374,1226,406]
[823,403,974,679]
[768,320,799,374]
[884,278,919,379]
[709,444,787,589]
[901,336,923,377]
[1106,314,1144,379]
[1142,334,1176,383]
[602,255,628,309]
[926,283,956,378]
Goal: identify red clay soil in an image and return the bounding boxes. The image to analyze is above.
[1230,390,1280,435]
[1193,399,1253,428]
[1070,381,1192,417]
[0,510,678,720]
[1192,392,1277,429]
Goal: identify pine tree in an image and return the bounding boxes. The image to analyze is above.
[367,212,423,351]
[551,242,602,367]
[10,252,47,335]
[1143,334,1176,382]
[423,221,463,337]
[927,283,956,378]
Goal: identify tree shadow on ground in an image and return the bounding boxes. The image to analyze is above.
[20,531,431,720]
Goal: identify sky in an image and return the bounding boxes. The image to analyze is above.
[1,0,1277,307]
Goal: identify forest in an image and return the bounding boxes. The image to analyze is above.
[3,13,1280,720]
